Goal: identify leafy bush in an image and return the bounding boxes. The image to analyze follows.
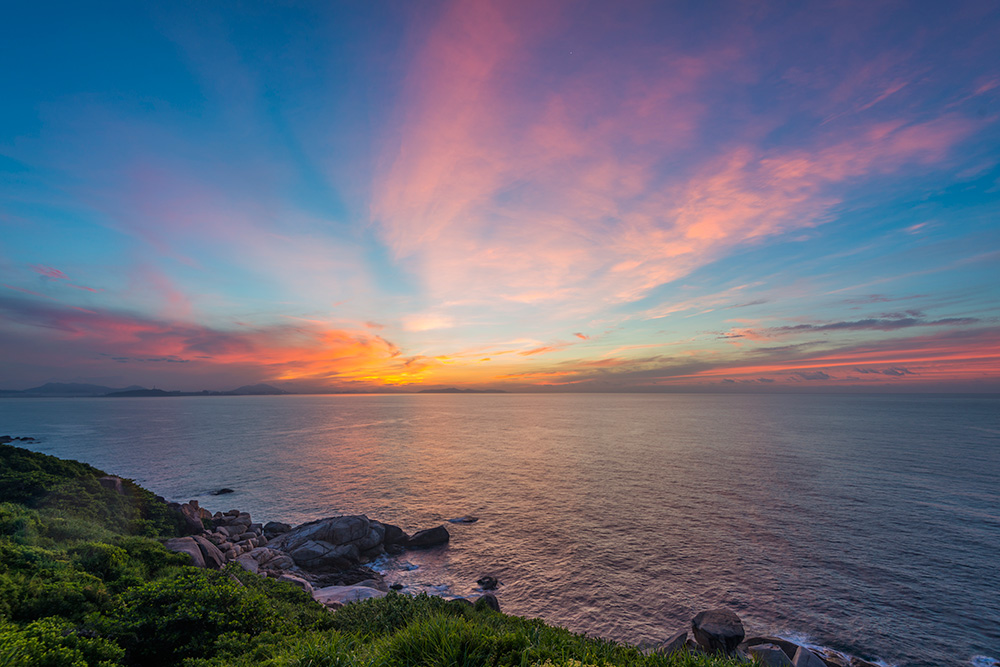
[0,444,181,538]
[0,618,123,667]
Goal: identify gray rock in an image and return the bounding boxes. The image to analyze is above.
[380,522,408,546]
[653,631,689,656]
[793,647,829,667]
[191,535,226,569]
[692,609,745,655]
[750,644,794,667]
[263,521,291,535]
[277,574,314,595]
[406,525,450,548]
[235,554,259,574]
[849,659,881,667]
[744,637,801,661]
[164,537,206,568]
[312,584,387,608]
[268,515,387,571]
[171,502,206,535]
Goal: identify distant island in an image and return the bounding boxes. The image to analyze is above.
[0,382,291,398]
[0,382,513,397]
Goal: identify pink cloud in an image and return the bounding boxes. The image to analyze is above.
[371,0,978,326]
[30,264,100,292]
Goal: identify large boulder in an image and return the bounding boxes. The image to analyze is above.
[691,609,744,655]
[268,516,386,572]
[191,535,225,569]
[406,525,450,548]
[749,644,794,667]
[380,522,409,547]
[312,584,387,608]
[170,502,207,535]
[793,647,828,667]
[743,637,801,661]
[277,574,314,595]
[263,521,291,537]
[164,537,206,568]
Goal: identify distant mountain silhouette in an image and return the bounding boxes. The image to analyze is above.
[105,388,177,398]
[417,387,507,394]
[0,382,293,398]
[0,383,148,397]
[229,384,289,395]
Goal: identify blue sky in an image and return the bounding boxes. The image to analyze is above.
[1,1,998,391]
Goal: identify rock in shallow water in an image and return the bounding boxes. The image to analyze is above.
[691,609,745,655]
[406,525,450,548]
[476,576,498,590]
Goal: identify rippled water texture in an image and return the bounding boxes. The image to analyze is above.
[2,393,997,666]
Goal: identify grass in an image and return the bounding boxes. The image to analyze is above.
[0,443,744,667]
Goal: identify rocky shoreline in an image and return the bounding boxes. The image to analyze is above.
[159,497,482,610]
[150,493,898,667]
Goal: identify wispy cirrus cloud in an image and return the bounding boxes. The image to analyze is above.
[372,0,978,331]
[30,265,100,292]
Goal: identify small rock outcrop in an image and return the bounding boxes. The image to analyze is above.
[652,630,689,656]
[267,515,386,571]
[406,525,450,548]
[476,576,498,590]
[691,609,745,655]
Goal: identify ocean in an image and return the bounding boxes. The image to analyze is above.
[1,393,997,666]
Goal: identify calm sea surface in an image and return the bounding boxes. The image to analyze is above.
[1,393,997,666]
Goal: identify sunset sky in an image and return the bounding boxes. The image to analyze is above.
[1,1,998,392]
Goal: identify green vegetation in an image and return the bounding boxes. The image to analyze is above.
[0,443,742,667]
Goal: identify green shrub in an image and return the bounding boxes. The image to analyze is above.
[0,617,123,667]
[94,569,292,666]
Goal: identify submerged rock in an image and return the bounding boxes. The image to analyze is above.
[476,576,498,590]
[211,488,235,495]
[448,516,479,524]
[692,609,744,655]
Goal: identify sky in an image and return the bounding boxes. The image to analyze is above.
[1,1,998,393]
